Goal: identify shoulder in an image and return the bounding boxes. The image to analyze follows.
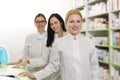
[27,33,38,37]
[80,35,93,43]
[26,33,38,39]
[81,36,95,49]
[55,35,69,44]
[44,31,47,38]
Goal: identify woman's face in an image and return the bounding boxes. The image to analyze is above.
[50,17,62,33]
[66,14,82,36]
[35,16,46,32]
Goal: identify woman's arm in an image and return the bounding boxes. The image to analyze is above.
[19,43,60,80]
[28,47,50,67]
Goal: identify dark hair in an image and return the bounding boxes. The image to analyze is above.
[34,13,47,22]
[46,13,66,47]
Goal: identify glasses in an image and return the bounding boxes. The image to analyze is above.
[35,20,46,24]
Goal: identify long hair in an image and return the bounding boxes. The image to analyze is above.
[46,13,66,47]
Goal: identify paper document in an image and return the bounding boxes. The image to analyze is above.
[0,76,20,80]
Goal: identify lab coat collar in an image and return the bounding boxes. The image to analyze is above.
[67,33,81,40]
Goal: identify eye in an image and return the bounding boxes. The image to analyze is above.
[55,22,58,24]
[77,20,81,23]
[69,20,74,23]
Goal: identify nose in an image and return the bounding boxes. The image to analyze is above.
[73,22,78,26]
[52,24,56,29]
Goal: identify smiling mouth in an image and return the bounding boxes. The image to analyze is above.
[72,27,78,31]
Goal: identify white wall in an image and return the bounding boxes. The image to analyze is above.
[0,0,73,61]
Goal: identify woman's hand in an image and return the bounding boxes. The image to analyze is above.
[18,59,28,67]
[12,59,29,68]
[19,71,36,80]
[7,59,22,65]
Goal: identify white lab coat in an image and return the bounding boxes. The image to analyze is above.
[32,32,67,80]
[21,32,47,73]
[33,33,99,80]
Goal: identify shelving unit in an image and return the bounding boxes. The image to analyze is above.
[75,0,120,80]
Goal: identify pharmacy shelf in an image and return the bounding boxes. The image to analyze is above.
[87,12,109,18]
[111,9,120,13]
[87,0,106,4]
[99,60,109,65]
[75,0,120,80]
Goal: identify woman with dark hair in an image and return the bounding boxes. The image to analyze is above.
[19,13,67,80]
[47,13,66,47]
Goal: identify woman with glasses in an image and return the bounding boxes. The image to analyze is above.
[8,13,47,73]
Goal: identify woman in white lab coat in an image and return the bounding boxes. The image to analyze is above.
[20,9,99,80]
[58,9,99,80]
[8,13,47,73]
[54,9,99,80]
[45,13,67,80]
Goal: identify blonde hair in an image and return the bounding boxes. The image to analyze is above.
[65,9,83,23]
